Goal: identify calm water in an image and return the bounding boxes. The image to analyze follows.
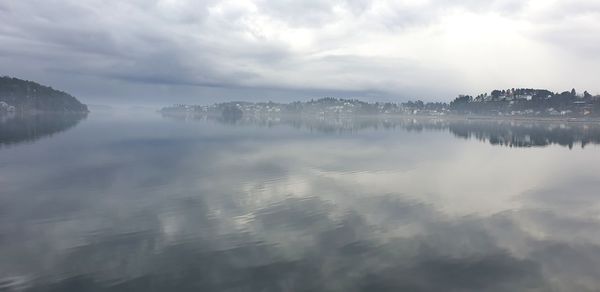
[2,111,600,291]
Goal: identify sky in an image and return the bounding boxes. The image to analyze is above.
[1,0,599,105]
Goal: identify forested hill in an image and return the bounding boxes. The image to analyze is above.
[0,76,88,112]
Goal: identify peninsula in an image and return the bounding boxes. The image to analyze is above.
[0,76,88,113]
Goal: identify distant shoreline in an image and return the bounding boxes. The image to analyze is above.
[160,109,600,124]
[364,114,600,124]
[246,112,600,123]
[421,114,600,123]
[161,95,600,122]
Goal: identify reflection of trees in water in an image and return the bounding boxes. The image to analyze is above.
[447,120,600,149]
[161,113,600,149]
[0,113,88,147]
[220,105,243,124]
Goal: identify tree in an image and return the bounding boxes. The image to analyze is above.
[491,90,502,98]
[450,95,473,111]
[571,88,577,96]
[221,105,243,122]
[0,76,88,112]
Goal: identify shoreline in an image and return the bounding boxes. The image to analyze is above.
[341,114,600,123]
[161,110,600,123]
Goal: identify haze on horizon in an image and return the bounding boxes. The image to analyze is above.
[1,0,599,105]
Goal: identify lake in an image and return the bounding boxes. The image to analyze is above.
[2,111,600,291]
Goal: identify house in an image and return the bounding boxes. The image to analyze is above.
[0,101,15,112]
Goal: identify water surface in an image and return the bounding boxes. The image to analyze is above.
[2,111,600,291]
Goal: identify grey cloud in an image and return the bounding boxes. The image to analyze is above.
[1,1,307,99]
[536,22,600,57]
[254,0,376,27]
[516,1,600,57]
[378,0,528,29]
[441,0,526,13]
[255,0,337,26]
[1,0,600,103]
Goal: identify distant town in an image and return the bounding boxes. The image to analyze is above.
[161,88,600,119]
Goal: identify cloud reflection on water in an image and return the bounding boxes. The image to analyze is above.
[1,113,600,291]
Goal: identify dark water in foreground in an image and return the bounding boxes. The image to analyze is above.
[2,111,600,291]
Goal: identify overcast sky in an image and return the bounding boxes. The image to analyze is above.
[1,0,599,105]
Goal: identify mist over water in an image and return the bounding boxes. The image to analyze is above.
[2,111,600,291]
